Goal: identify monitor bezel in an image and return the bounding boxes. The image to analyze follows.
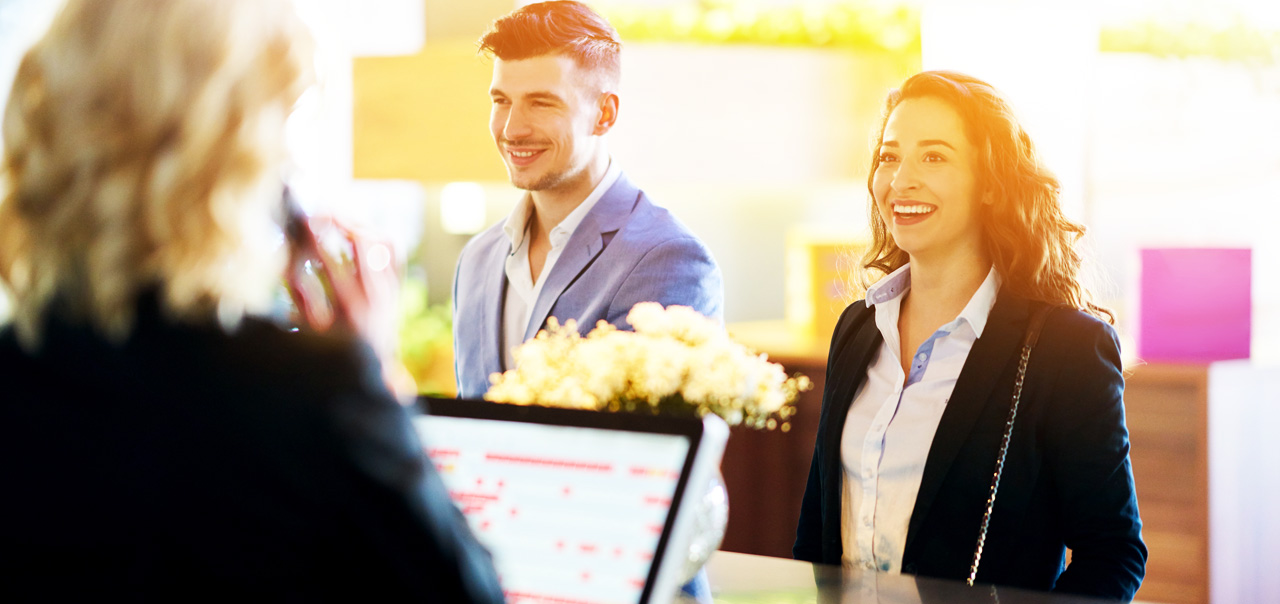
[414,396,709,603]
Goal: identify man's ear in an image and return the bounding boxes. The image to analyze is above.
[593,92,619,135]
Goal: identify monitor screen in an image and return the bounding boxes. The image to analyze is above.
[412,403,700,604]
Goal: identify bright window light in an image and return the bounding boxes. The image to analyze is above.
[441,182,488,236]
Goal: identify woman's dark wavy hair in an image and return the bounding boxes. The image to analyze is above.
[861,70,1112,323]
[478,1,621,89]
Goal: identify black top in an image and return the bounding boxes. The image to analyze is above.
[0,297,503,601]
[794,292,1147,600]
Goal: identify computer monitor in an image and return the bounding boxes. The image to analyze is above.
[413,397,729,604]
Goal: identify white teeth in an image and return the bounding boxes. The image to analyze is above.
[511,150,538,158]
[895,205,934,215]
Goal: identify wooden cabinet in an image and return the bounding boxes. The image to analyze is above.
[719,322,827,559]
[1123,364,1209,604]
[718,354,826,559]
[721,322,1279,604]
[1096,363,1278,604]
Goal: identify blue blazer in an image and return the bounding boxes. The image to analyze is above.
[794,292,1146,600]
[452,173,723,398]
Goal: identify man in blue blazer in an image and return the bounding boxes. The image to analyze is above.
[452,1,723,398]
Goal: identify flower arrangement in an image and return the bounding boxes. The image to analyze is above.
[485,303,811,431]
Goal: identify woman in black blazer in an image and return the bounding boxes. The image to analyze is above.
[0,1,500,600]
[794,71,1146,600]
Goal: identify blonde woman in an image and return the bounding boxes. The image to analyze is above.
[794,71,1146,598]
[0,1,500,599]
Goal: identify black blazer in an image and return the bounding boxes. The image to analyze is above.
[794,291,1147,600]
[0,297,503,602]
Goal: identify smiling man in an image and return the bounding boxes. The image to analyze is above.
[451,1,723,398]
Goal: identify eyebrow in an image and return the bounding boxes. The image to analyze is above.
[880,139,956,150]
[488,89,565,104]
[526,91,565,103]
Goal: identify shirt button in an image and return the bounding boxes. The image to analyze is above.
[916,353,926,361]
[865,561,876,570]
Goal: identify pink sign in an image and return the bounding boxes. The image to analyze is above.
[1139,248,1251,362]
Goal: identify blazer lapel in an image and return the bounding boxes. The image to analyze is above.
[523,174,640,341]
[480,238,510,373]
[822,305,883,473]
[904,292,1031,553]
[820,304,883,560]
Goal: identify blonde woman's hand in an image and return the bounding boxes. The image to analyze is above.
[286,216,416,401]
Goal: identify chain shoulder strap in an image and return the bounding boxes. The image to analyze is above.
[966,305,1054,587]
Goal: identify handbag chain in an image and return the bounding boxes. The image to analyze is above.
[966,305,1053,587]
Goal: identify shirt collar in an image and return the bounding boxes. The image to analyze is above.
[501,158,622,251]
[865,263,912,307]
[864,263,1002,337]
[501,196,534,250]
[955,267,1001,338]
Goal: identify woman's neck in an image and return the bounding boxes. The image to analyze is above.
[903,249,993,321]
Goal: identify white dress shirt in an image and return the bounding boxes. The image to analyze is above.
[501,160,623,370]
[840,263,1001,572]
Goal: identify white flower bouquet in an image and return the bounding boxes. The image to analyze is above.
[485,302,811,430]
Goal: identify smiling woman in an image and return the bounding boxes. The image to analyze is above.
[871,96,984,272]
[860,71,1109,320]
[794,71,1147,600]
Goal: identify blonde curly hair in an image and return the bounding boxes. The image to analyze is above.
[0,0,315,349]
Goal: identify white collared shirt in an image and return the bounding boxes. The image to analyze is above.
[501,160,623,370]
[840,263,1001,572]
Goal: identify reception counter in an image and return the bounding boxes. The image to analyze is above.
[676,551,1153,603]
[722,321,1280,604]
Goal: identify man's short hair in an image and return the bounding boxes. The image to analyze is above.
[478,1,621,89]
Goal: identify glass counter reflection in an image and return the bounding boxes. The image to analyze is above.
[678,551,1145,604]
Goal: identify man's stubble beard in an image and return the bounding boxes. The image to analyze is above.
[511,168,567,193]
[510,156,588,194]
